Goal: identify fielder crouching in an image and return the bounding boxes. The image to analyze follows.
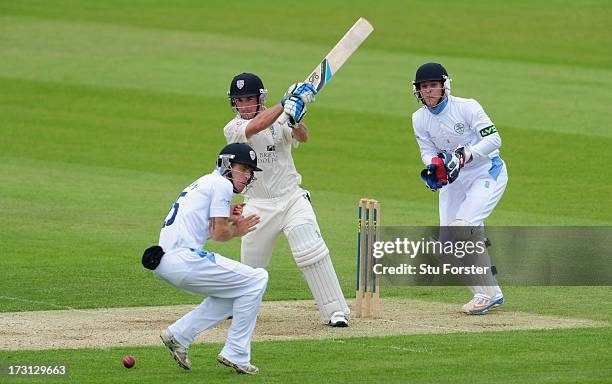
[142,143,266,375]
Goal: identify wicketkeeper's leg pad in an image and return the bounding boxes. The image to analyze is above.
[447,219,499,298]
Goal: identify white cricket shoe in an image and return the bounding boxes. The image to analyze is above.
[462,296,504,315]
[160,329,192,370]
[328,311,349,327]
[217,354,259,375]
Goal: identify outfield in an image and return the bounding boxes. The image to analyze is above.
[1,1,611,383]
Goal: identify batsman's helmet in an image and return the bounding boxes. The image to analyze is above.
[228,73,267,116]
[412,63,452,104]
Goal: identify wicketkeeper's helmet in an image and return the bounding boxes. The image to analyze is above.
[412,63,452,104]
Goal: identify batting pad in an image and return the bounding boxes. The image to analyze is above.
[287,224,350,322]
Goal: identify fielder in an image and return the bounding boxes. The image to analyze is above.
[144,143,266,374]
[411,63,507,314]
[222,73,350,326]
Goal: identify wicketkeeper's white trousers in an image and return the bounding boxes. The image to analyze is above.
[155,248,268,365]
[439,157,508,227]
[438,157,508,299]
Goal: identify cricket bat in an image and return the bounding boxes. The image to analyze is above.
[278,17,374,124]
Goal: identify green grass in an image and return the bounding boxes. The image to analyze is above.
[3,328,611,383]
[1,0,611,382]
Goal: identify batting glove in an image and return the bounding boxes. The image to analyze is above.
[281,96,307,128]
[283,82,317,104]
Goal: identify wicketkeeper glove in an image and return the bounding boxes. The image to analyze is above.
[420,157,448,191]
[439,147,467,184]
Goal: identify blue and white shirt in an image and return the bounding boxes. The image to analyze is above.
[159,170,233,252]
[412,95,502,169]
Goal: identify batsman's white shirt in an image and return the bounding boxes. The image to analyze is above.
[224,115,301,199]
[223,115,318,267]
[155,169,268,366]
[412,95,508,226]
[222,114,350,322]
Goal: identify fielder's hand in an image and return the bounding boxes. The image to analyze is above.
[420,157,448,191]
[229,203,245,223]
[281,96,307,128]
[283,82,317,104]
[234,214,260,237]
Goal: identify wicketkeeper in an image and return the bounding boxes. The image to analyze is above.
[411,63,508,314]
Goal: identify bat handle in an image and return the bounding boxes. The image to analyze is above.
[277,112,290,126]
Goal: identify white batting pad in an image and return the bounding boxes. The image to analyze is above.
[287,224,350,322]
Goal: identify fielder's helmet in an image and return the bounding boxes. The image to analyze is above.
[217,143,262,172]
[217,143,261,192]
[412,62,452,104]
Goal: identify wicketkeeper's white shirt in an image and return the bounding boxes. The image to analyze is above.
[412,95,501,167]
[224,115,302,199]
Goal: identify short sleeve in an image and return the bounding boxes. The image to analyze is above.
[224,118,249,143]
[281,123,293,144]
[209,178,233,218]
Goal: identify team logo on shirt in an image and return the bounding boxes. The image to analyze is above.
[454,123,465,135]
[479,125,498,137]
[266,145,275,151]
[236,80,244,89]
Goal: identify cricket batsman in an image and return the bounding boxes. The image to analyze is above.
[221,73,350,327]
[411,63,508,314]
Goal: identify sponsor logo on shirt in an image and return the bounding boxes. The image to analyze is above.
[258,150,278,164]
[479,125,497,137]
[267,145,276,151]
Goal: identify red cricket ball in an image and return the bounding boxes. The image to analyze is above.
[123,355,136,368]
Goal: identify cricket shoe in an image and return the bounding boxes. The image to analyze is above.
[462,296,504,315]
[328,312,349,327]
[491,295,505,310]
[160,329,192,370]
[217,354,259,375]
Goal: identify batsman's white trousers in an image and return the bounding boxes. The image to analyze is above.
[439,157,508,227]
[241,188,316,268]
[240,187,349,322]
[155,247,268,366]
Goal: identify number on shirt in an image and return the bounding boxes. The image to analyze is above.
[163,191,187,227]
